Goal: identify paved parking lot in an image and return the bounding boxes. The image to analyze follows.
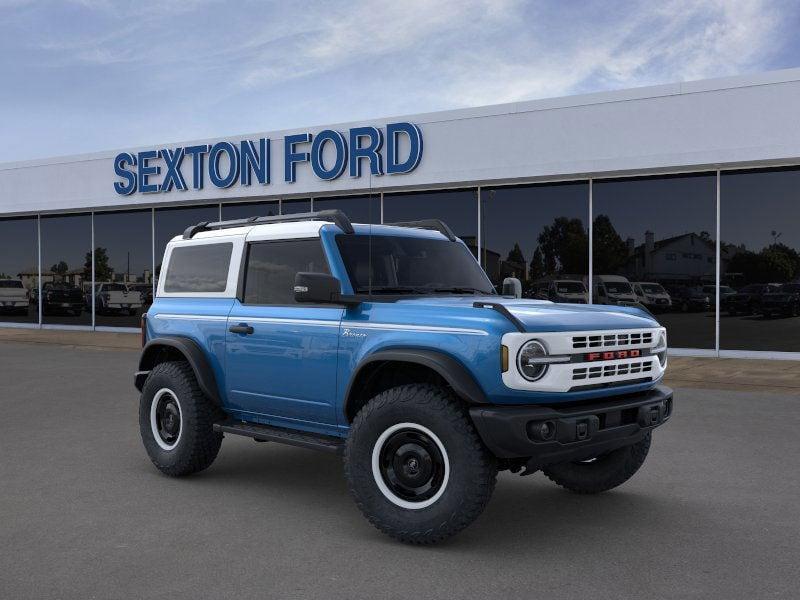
[1,341,799,599]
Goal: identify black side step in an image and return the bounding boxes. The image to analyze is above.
[213,420,345,455]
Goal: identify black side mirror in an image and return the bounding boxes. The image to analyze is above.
[294,272,360,306]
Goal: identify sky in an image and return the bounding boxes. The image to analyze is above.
[1,0,799,163]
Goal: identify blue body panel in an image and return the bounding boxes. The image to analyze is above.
[147,223,663,439]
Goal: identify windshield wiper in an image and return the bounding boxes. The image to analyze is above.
[432,287,492,295]
[355,285,432,295]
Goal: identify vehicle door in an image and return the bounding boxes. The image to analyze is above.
[225,236,343,427]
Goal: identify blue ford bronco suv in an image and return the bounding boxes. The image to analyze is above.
[135,210,672,544]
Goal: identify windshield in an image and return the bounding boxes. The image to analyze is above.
[0,280,23,288]
[336,234,495,295]
[780,284,800,293]
[640,283,665,294]
[555,282,585,294]
[605,282,633,294]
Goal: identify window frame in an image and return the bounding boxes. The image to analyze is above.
[157,236,243,299]
[239,237,333,307]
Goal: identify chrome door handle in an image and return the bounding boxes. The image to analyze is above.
[229,324,254,335]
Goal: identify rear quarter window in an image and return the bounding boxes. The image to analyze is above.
[164,243,233,293]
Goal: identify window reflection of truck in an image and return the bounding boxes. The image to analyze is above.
[90,283,143,316]
[533,280,588,304]
[632,282,672,313]
[591,275,638,306]
[0,279,30,315]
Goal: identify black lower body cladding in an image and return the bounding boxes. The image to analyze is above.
[469,385,672,470]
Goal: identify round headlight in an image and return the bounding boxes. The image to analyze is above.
[517,340,549,381]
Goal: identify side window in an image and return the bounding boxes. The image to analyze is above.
[243,239,330,305]
[164,243,233,293]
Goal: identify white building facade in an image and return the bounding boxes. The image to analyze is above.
[2,69,800,358]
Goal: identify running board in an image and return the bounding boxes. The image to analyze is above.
[213,420,345,455]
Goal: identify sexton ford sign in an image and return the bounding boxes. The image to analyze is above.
[112,122,423,195]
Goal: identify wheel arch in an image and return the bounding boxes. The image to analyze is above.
[136,337,221,406]
[343,348,488,422]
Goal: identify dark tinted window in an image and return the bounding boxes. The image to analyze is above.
[244,239,329,304]
[336,234,494,295]
[383,189,478,255]
[155,205,219,282]
[40,213,92,325]
[222,200,278,220]
[481,182,588,298]
[313,195,380,224]
[0,216,38,324]
[721,168,800,351]
[593,174,717,349]
[94,209,153,327]
[281,199,311,214]
[164,243,233,293]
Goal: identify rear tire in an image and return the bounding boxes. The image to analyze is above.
[345,384,497,544]
[542,433,651,494]
[139,361,222,477]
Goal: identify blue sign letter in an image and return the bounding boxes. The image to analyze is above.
[386,122,423,174]
[349,126,384,178]
[208,142,240,188]
[184,145,210,190]
[159,148,187,192]
[284,133,311,183]
[240,139,270,186]
[311,130,347,180]
[137,150,160,194]
[113,152,137,195]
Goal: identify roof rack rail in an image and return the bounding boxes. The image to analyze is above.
[182,209,354,239]
[384,219,457,241]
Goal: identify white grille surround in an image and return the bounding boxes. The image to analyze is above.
[501,327,667,393]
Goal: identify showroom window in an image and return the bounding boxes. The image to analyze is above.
[592,173,717,349]
[720,167,800,352]
[480,182,589,297]
[383,189,478,254]
[154,205,219,284]
[313,195,381,224]
[281,198,311,214]
[0,216,39,324]
[222,200,279,221]
[40,213,92,326]
[93,209,153,328]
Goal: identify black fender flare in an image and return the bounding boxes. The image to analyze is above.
[344,348,488,419]
[135,337,221,406]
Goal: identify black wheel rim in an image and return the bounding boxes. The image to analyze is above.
[379,429,446,503]
[155,392,181,445]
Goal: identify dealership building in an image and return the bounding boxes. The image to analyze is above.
[2,68,800,359]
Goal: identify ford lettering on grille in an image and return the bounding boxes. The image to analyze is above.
[586,349,642,362]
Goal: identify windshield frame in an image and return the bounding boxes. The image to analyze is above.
[334,232,496,299]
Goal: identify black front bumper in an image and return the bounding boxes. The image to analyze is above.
[470,385,673,469]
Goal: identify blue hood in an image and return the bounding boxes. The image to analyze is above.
[395,295,659,332]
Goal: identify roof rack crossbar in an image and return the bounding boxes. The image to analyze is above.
[384,219,457,241]
[182,209,354,239]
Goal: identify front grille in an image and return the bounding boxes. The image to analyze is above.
[572,360,653,381]
[572,331,653,350]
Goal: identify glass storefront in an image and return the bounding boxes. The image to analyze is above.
[93,209,153,328]
[480,182,589,297]
[592,174,717,349]
[1,168,798,353]
[721,168,800,352]
[313,195,380,224]
[383,189,478,254]
[0,216,38,324]
[40,213,92,326]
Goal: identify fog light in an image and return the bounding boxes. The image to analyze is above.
[528,420,556,441]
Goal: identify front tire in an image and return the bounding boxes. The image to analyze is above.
[139,361,222,477]
[542,433,652,494]
[345,384,497,544]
